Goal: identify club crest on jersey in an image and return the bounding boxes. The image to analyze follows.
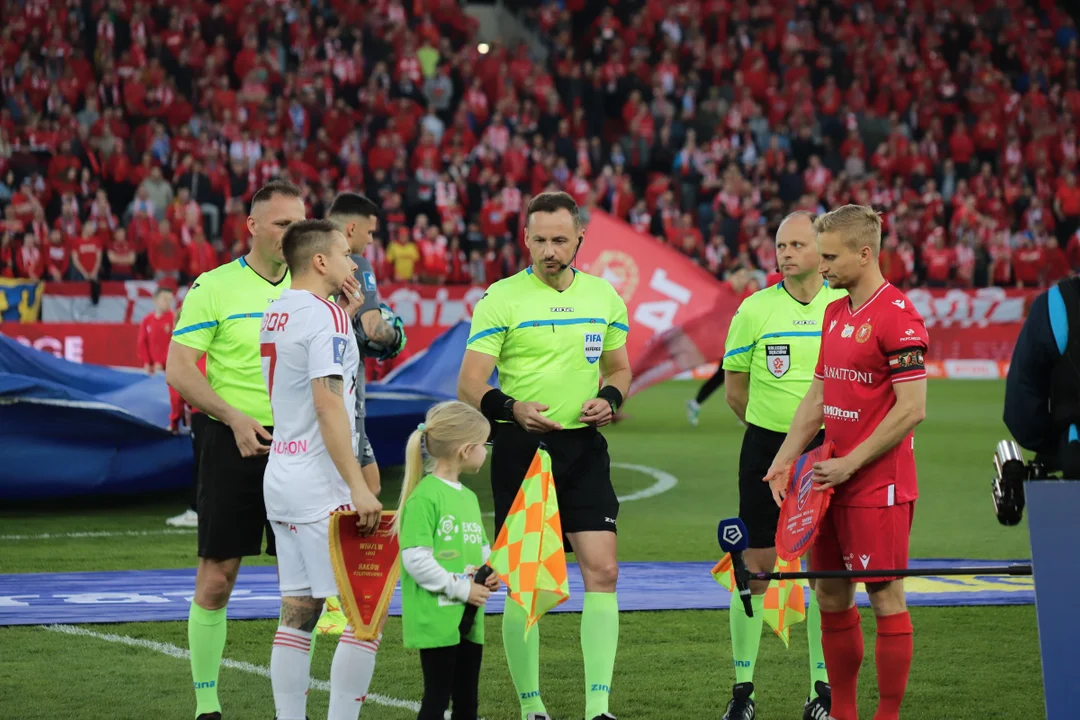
[766,344,790,378]
[584,332,603,364]
[841,323,855,338]
[332,336,347,364]
[856,322,873,343]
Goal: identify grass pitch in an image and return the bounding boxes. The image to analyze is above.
[0,380,1041,719]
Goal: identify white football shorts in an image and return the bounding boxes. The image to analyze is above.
[271,518,339,599]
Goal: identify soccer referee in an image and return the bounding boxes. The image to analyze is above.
[719,211,845,720]
[458,191,631,720]
[166,180,305,720]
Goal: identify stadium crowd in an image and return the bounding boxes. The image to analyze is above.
[1,0,1080,293]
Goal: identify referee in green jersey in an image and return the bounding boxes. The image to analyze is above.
[719,211,846,720]
[458,191,631,720]
[166,180,307,720]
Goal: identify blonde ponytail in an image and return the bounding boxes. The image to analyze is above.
[392,401,491,535]
[393,428,426,535]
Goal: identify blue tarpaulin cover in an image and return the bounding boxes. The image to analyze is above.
[0,320,483,499]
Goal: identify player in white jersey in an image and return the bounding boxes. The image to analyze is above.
[260,219,383,720]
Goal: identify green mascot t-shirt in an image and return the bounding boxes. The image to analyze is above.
[399,475,489,649]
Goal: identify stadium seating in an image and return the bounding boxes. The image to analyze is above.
[1,0,1079,293]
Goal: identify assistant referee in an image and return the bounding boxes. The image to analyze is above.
[458,191,631,720]
[719,211,845,720]
[166,180,305,720]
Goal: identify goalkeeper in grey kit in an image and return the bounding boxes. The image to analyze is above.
[314,192,407,635]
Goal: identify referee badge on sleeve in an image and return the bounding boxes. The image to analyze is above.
[766,344,790,378]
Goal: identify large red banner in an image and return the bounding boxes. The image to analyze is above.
[1,323,141,366]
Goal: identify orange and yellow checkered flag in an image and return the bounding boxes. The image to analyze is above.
[488,448,569,635]
[711,554,807,647]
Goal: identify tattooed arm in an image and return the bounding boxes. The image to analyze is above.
[359,307,400,345]
[311,375,381,523]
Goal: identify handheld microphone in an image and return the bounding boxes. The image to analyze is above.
[458,565,495,636]
[717,518,754,618]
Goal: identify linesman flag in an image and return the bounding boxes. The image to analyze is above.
[488,448,569,635]
[711,554,807,647]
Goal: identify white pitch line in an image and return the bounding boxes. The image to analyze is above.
[5,464,678,539]
[480,461,678,517]
[0,529,197,541]
[42,623,422,714]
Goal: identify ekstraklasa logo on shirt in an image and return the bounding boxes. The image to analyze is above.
[438,514,484,544]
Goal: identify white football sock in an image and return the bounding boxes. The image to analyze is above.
[327,627,380,720]
[271,626,312,720]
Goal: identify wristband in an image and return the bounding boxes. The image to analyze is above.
[481,388,517,423]
[597,385,624,413]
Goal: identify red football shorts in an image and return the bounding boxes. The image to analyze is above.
[810,502,915,583]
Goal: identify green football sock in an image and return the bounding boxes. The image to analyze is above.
[807,590,829,697]
[188,603,227,717]
[730,593,766,693]
[502,601,546,719]
[581,592,619,718]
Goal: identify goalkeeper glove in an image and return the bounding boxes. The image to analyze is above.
[379,304,407,361]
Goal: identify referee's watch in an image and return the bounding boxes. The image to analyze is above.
[503,397,517,422]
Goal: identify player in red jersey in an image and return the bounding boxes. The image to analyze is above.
[764,205,928,720]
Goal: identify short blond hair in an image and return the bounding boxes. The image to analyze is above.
[813,204,882,254]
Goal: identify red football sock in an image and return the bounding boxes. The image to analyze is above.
[874,611,913,720]
[820,606,863,720]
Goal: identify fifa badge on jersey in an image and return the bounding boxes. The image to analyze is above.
[584,332,603,364]
[332,336,347,364]
[362,271,377,292]
[841,323,855,338]
[856,322,873,344]
[766,344,790,378]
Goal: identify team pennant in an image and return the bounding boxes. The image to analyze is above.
[328,510,400,641]
[488,448,569,635]
[776,442,835,561]
[711,555,807,646]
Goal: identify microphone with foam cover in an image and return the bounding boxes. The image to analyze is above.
[718,517,754,618]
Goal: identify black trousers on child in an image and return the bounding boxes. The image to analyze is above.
[417,640,483,720]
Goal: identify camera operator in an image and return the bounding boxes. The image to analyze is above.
[1003,276,1080,479]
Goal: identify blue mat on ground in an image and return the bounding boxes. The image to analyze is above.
[0,559,1032,626]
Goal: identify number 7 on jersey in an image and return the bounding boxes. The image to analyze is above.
[260,342,277,400]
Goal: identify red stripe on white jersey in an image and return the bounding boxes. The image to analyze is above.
[313,294,343,334]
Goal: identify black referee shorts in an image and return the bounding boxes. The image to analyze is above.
[189,412,209,511]
[195,417,276,560]
[490,423,618,553]
[739,422,825,549]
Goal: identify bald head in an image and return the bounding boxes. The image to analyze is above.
[775,211,820,280]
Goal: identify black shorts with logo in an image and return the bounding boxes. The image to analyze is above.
[739,422,825,549]
[490,423,618,552]
[196,417,276,559]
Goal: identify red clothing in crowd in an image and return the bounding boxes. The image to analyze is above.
[71,234,103,277]
[922,245,954,284]
[16,244,45,279]
[186,239,218,278]
[45,238,70,279]
[1012,246,1045,286]
[137,309,174,368]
